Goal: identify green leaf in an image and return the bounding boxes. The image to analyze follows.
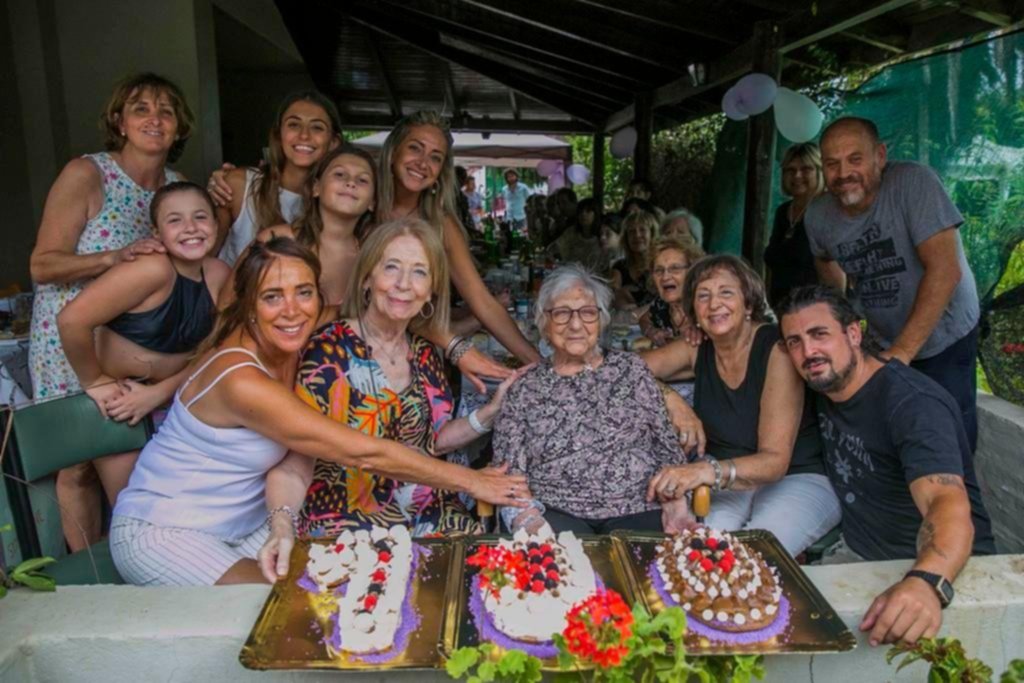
[445,646,481,678]
[476,660,496,682]
[0,583,7,599]
[11,556,56,576]
[1001,659,1024,683]
[0,523,12,533]
[11,573,56,592]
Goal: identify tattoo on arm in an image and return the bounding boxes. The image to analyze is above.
[924,473,966,489]
[916,519,950,560]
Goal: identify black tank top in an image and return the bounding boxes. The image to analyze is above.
[107,269,215,354]
[694,324,824,475]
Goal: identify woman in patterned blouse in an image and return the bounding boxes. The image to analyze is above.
[267,217,525,538]
[493,265,692,535]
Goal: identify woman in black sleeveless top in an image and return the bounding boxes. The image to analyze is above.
[642,254,840,557]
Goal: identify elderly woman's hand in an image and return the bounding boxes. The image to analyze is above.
[662,389,706,456]
[478,363,534,425]
[257,515,295,583]
[646,461,715,503]
[661,497,699,535]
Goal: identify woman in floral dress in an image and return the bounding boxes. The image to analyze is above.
[27,73,193,552]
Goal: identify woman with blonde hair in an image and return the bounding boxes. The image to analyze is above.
[374,111,540,365]
[764,142,825,308]
[639,236,705,347]
[262,218,527,548]
[28,72,193,552]
[611,209,658,307]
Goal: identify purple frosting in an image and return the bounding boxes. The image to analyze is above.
[322,545,428,664]
[647,562,791,645]
[466,573,606,660]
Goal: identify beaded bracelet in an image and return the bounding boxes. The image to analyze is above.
[267,504,298,530]
[449,337,473,366]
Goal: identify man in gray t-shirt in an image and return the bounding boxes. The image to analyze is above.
[805,117,980,450]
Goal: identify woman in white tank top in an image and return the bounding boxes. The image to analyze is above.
[110,238,528,587]
[209,91,343,266]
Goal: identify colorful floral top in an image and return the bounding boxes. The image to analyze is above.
[28,152,181,399]
[296,321,480,537]
[493,350,685,519]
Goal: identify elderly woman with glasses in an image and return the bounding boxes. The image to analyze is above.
[639,236,705,348]
[492,265,691,535]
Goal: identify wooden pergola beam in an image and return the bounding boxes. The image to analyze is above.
[508,90,521,121]
[340,113,593,134]
[367,37,401,119]
[440,60,459,117]
[339,6,608,125]
[373,0,664,85]
[564,0,741,45]
[841,30,906,53]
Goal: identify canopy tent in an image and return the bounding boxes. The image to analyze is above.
[350,131,571,168]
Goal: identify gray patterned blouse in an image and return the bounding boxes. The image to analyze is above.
[493,350,685,519]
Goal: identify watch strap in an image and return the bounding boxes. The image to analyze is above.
[904,569,953,608]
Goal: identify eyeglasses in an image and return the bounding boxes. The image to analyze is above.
[653,264,689,277]
[545,306,601,325]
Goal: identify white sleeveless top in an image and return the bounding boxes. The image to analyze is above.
[218,169,304,266]
[113,348,289,540]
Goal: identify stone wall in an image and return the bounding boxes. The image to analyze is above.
[977,393,1024,554]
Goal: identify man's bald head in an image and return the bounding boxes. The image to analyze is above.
[821,117,882,147]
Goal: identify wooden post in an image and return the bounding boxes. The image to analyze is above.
[634,91,653,185]
[742,21,782,275]
[592,132,606,214]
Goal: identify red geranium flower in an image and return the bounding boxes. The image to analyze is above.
[562,589,634,669]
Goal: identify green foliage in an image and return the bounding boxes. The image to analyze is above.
[1001,659,1024,683]
[887,638,996,682]
[0,555,57,598]
[446,643,542,683]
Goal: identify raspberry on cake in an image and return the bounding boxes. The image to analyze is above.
[652,527,784,634]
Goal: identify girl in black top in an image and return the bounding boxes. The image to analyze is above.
[764,143,824,308]
[59,182,229,425]
[641,254,840,557]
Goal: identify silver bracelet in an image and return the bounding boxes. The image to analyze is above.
[449,337,473,366]
[468,409,491,434]
[445,335,466,359]
[703,455,723,492]
[725,459,737,490]
[267,505,298,530]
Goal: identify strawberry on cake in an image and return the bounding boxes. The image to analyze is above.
[649,527,790,643]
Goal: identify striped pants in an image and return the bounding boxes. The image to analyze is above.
[110,514,269,586]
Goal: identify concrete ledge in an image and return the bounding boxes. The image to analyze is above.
[977,393,1024,554]
[1,554,1022,682]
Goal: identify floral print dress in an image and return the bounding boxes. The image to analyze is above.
[28,152,182,399]
[296,321,480,538]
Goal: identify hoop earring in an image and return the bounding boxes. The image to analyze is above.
[419,300,435,319]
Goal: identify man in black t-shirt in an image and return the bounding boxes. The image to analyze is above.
[778,286,995,648]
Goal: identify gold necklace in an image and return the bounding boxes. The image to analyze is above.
[361,321,409,367]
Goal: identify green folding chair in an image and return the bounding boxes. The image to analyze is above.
[6,392,152,585]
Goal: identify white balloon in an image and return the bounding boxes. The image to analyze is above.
[566,164,590,185]
[773,87,824,142]
[722,87,749,121]
[734,73,778,115]
[536,159,561,178]
[610,126,637,158]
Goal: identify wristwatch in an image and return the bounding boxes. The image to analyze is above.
[904,570,954,608]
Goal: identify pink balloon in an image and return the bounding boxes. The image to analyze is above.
[536,159,561,178]
[734,73,778,115]
[722,87,749,121]
[547,172,565,191]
